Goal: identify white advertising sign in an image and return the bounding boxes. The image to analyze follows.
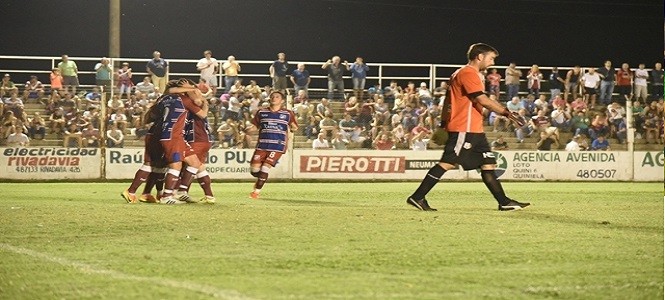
[0,147,101,179]
[633,151,664,182]
[106,148,290,179]
[292,149,468,180]
[467,151,634,181]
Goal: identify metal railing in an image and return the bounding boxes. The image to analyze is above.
[1,55,623,97]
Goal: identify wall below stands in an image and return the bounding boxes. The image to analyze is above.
[1,147,662,181]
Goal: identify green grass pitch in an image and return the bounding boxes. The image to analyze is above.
[0,182,662,299]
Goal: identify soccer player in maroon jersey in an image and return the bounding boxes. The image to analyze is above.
[175,111,215,203]
[121,82,195,203]
[249,90,298,199]
[158,79,209,204]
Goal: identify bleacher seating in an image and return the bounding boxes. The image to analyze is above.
[19,95,664,151]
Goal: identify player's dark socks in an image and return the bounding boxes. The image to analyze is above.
[162,169,181,197]
[155,173,165,193]
[410,164,446,200]
[128,165,152,194]
[481,169,510,205]
[254,172,269,190]
[250,171,260,178]
[178,166,197,192]
[142,172,158,195]
[196,171,213,197]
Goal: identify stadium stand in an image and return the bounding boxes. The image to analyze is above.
[0,56,662,152]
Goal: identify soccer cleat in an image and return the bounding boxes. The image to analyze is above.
[498,199,531,211]
[139,194,158,203]
[176,192,196,203]
[249,192,260,199]
[406,197,437,211]
[199,196,216,204]
[159,196,186,205]
[121,190,138,203]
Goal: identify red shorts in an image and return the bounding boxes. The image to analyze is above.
[143,135,167,168]
[190,142,212,163]
[251,149,283,167]
[160,139,194,163]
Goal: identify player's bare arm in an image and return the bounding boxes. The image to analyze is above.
[474,94,525,126]
[192,97,209,119]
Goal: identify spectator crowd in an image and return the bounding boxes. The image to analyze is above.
[0,53,662,152]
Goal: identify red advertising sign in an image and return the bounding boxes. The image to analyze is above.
[300,155,405,173]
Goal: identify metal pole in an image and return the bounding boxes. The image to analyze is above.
[378,65,382,89]
[625,100,634,180]
[109,0,121,59]
[100,90,107,179]
[430,64,435,92]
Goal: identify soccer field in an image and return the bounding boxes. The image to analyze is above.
[0,182,662,299]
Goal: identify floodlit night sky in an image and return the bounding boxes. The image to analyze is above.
[0,0,662,67]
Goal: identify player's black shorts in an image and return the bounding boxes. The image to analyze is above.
[440,132,496,170]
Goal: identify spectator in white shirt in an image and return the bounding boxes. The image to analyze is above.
[134,76,157,99]
[197,50,218,95]
[582,68,601,108]
[312,132,330,149]
[6,126,29,146]
[106,123,124,148]
[565,135,582,151]
[110,108,128,131]
[633,63,649,102]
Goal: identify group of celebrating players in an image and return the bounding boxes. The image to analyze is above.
[121,78,297,204]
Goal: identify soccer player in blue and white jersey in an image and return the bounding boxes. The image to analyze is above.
[249,90,298,199]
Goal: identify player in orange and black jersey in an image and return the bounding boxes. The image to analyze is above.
[406,43,530,212]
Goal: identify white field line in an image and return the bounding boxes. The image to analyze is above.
[0,243,255,300]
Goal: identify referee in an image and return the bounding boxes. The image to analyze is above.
[407,43,530,211]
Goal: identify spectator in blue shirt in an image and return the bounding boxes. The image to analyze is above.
[520,94,537,117]
[349,57,370,100]
[269,52,289,92]
[290,63,310,98]
[84,87,102,109]
[591,135,610,151]
[146,51,168,94]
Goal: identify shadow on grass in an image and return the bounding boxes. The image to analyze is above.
[459,210,663,234]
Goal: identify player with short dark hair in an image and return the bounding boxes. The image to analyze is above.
[407,43,530,211]
[249,90,298,199]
